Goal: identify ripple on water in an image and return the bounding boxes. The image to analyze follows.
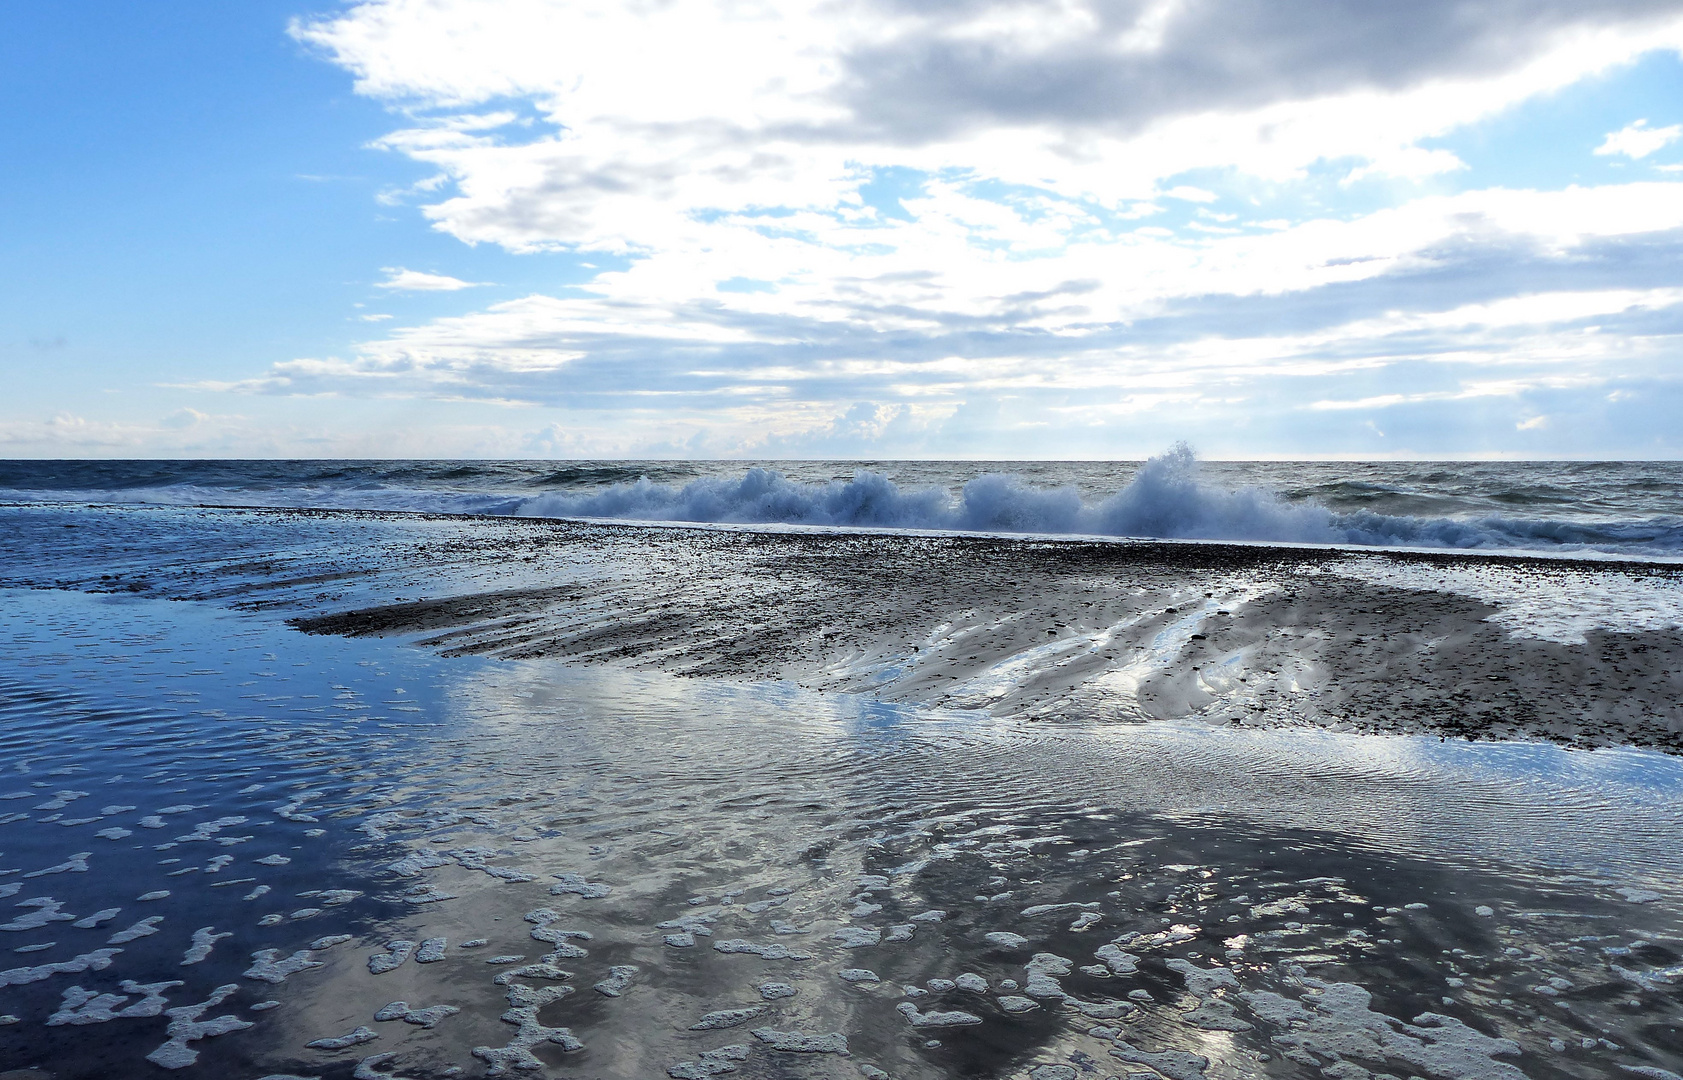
[0,587,1680,1079]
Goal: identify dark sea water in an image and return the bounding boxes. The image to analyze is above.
[3,450,1682,557]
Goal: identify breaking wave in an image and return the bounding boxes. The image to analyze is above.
[518,445,1327,540]
[515,445,1683,554]
[3,446,1681,557]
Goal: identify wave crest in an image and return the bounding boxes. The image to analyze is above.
[523,444,1344,544]
[518,445,1683,555]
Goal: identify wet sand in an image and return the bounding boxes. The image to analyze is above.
[2,503,1683,1080]
[303,532,1683,754]
[27,504,1665,755]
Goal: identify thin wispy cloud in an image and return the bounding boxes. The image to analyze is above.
[375,267,490,291]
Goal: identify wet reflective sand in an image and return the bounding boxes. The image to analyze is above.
[1,505,1681,1079]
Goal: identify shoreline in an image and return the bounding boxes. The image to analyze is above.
[8,495,1683,569]
[4,502,1679,756]
[4,503,1683,1078]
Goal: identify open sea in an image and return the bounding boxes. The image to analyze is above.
[3,452,1683,558]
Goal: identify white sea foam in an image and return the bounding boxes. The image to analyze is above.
[512,446,1368,545]
[512,452,1683,558]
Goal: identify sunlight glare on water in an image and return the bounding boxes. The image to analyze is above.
[2,587,1682,1077]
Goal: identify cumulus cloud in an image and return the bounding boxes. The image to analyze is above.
[290,0,1683,254]
[160,407,209,429]
[1595,118,1683,158]
[255,0,1683,454]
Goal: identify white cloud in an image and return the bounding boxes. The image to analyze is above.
[0,413,148,448]
[193,179,1683,459]
[0,410,255,451]
[293,0,1683,253]
[233,0,1683,455]
[298,184,1683,399]
[1595,118,1683,159]
[160,407,209,429]
[375,267,488,291]
[1342,146,1468,184]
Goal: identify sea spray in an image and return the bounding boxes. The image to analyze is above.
[519,444,1338,543]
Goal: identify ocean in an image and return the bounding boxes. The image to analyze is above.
[1,455,1681,1079]
[4,450,1683,557]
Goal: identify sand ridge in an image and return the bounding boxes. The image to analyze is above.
[5,502,1680,753]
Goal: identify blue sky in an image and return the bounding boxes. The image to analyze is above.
[3,0,1682,459]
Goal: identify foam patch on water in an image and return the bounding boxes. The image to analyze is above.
[145,983,250,1069]
[4,583,1683,1079]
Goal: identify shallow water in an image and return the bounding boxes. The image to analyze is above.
[2,588,1682,1079]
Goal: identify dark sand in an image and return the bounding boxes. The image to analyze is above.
[5,503,1679,752]
[102,509,1678,756]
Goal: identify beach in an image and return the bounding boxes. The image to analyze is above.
[1,499,1682,1079]
[15,0,1683,1067]
[14,502,1683,751]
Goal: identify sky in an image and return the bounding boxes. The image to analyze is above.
[3,0,1683,460]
